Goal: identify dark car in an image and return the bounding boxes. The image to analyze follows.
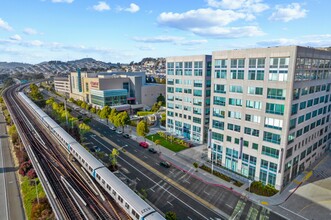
[160,161,170,168]
[148,148,157,154]
[122,133,130,138]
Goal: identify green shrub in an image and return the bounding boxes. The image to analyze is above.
[248,181,278,196]
[137,111,154,116]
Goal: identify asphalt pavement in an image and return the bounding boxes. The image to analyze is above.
[0,113,25,220]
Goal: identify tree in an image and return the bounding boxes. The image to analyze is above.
[108,108,118,124]
[29,84,43,101]
[193,162,199,172]
[45,97,54,106]
[90,107,96,114]
[81,102,87,109]
[136,120,149,141]
[109,148,119,171]
[156,93,165,104]
[165,211,177,220]
[115,111,131,132]
[99,106,111,123]
[8,124,19,145]
[78,123,91,136]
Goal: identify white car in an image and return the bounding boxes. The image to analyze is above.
[109,126,116,131]
[115,130,123,134]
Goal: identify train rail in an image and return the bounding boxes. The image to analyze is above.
[4,85,125,219]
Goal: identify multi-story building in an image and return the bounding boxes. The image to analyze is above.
[209,46,331,190]
[54,76,70,97]
[69,70,165,109]
[166,55,212,144]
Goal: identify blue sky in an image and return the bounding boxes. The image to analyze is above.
[0,0,330,64]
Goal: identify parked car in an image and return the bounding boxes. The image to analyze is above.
[116,130,123,134]
[148,148,157,154]
[109,126,116,131]
[160,161,170,168]
[139,142,149,148]
[122,133,130,138]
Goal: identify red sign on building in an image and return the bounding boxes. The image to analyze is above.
[90,81,99,88]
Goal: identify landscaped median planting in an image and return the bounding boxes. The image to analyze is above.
[200,164,244,187]
[146,133,188,152]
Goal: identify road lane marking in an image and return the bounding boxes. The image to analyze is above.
[167,201,173,206]
[89,135,216,220]
[279,205,310,220]
[204,191,210,196]
[226,204,232,209]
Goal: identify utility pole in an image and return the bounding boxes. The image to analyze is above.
[34,179,39,204]
[64,98,68,130]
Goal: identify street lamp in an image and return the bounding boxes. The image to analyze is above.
[249,179,252,193]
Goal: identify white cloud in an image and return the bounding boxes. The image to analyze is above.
[176,39,208,45]
[93,1,110,12]
[51,0,74,3]
[206,0,269,13]
[158,8,248,28]
[132,36,184,43]
[29,40,44,47]
[158,9,264,38]
[10,34,22,41]
[125,3,140,13]
[136,45,155,51]
[256,35,331,47]
[117,3,140,13]
[0,18,13,31]
[191,26,264,38]
[269,3,307,22]
[23,28,38,35]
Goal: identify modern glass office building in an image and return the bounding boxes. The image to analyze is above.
[209,46,331,190]
[91,89,128,106]
[165,55,212,144]
[165,46,331,190]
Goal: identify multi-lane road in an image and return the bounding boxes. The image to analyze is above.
[42,90,285,219]
[0,109,25,220]
[75,109,285,220]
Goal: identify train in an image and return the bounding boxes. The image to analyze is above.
[18,92,164,220]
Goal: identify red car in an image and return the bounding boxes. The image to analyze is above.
[139,142,149,148]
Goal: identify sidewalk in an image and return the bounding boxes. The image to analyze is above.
[89,110,309,207]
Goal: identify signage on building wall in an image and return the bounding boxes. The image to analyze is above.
[90,81,99,88]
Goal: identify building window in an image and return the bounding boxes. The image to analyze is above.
[248,70,264,80]
[262,146,279,159]
[229,98,242,106]
[266,103,285,115]
[214,84,226,94]
[245,114,261,123]
[231,70,244,79]
[263,131,281,145]
[264,118,283,130]
[213,108,225,118]
[267,88,286,100]
[212,120,224,130]
[248,87,263,95]
[246,100,262,109]
[212,132,224,142]
[228,111,242,119]
[214,96,226,106]
[229,85,243,93]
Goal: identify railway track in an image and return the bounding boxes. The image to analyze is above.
[4,85,127,220]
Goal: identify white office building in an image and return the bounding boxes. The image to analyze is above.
[209,46,331,190]
[166,55,212,144]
